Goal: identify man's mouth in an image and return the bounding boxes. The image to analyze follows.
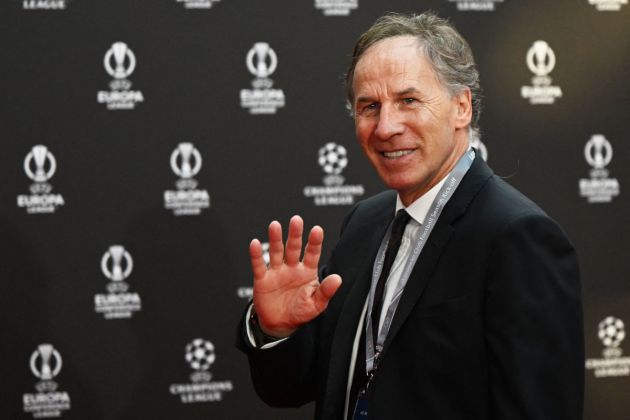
[382,149,414,159]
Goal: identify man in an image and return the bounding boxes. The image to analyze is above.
[238,12,584,420]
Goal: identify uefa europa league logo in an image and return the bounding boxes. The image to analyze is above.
[104,42,136,79]
[30,344,62,392]
[246,42,278,79]
[24,145,57,195]
[171,143,202,190]
[104,41,136,91]
[526,40,556,77]
[24,145,56,183]
[585,134,612,171]
[526,40,557,87]
[101,245,133,292]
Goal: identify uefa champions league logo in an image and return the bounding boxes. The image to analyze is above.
[599,316,625,354]
[240,42,285,114]
[319,142,348,186]
[23,344,71,418]
[186,339,216,382]
[521,40,562,105]
[586,316,630,378]
[170,339,234,403]
[303,142,364,206]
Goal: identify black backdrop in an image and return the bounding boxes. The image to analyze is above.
[1,0,629,419]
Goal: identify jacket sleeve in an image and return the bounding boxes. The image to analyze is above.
[236,309,319,407]
[484,213,584,419]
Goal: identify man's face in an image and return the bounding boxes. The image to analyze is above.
[352,35,471,205]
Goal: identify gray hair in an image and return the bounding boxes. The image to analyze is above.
[345,12,482,138]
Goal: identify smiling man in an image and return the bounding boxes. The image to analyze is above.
[238,12,584,420]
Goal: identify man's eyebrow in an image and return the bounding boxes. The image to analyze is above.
[355,87,420,104]
[396,87,420,96]
[355,95,375,104]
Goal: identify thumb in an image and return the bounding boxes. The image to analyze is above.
[313,274,342,313]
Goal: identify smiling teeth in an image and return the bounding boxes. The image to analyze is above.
[383,150,413,158]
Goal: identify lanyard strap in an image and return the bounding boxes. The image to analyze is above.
[364,149,475,374]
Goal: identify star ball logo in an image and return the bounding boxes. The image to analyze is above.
[22,0,67,9]
[17,145,65,214]
[314,0,358,16]
[240,42,285,115]
[448,0,504,12]
[94,245,142,319]
[169,339,234,404]
[520,40,562,105]
[176,0,220,8]
[23,344,71,418]
[303,142,365,206]
[579,134,619,203]
[97,42,144,110]
[589,0,627,11]
[585,316,630,378]
[164,142,211,216]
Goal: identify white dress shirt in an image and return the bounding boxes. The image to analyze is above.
[342,176,447,418]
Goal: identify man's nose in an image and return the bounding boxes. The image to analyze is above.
[373,104,404,140]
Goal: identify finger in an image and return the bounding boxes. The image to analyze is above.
[303,225,324,270]
[249,239,267,281]
[284,215,303,266]
[268,220,284,269]
[312,274,342,313]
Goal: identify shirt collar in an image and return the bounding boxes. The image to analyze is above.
[395,176,448,225]
[395,146,473,224]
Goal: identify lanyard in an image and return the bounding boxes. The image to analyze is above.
[364,149,475,375]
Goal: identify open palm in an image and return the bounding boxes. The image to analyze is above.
[250,216,342,338]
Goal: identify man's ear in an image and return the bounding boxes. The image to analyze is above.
[453,88,472,129]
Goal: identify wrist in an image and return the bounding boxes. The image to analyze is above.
[249,306,288,346]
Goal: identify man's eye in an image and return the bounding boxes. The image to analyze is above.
[359,103,379,116]
[401,98,418,106]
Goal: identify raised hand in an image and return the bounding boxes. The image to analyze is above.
[249,215,342,338]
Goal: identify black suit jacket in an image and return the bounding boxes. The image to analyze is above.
[238,155,584,419]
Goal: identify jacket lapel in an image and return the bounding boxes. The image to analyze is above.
[381,155,493,354]
[322,197,394,419]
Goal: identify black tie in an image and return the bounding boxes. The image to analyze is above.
[370,209,411,343]
[348,209,410,418]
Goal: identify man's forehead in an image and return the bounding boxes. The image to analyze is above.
[352,39,438,97]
